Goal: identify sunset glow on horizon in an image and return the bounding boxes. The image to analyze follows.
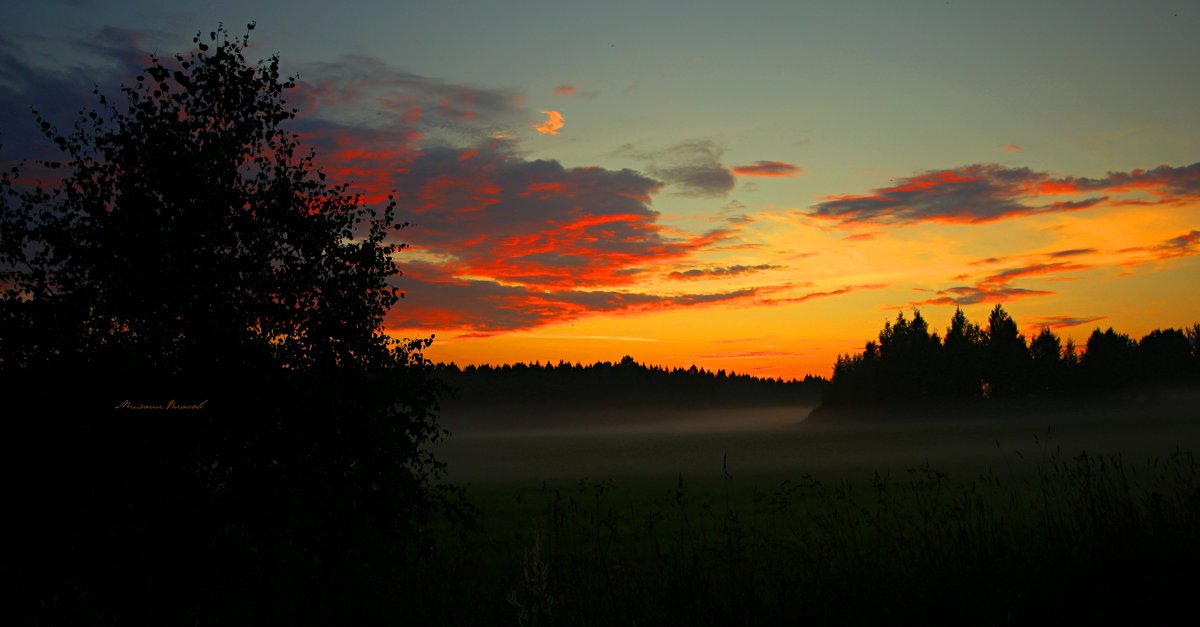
[3,1,1197,379]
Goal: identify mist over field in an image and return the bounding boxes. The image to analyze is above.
[435,392,1200,485]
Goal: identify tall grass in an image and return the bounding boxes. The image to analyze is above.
[435,446,1200,626]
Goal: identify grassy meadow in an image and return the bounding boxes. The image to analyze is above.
[416,398,1200,625]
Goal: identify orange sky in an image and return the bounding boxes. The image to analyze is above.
[4,2,1197,379]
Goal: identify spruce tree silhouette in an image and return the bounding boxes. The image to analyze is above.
[1029,326,1066,393]
[943,307,986,400]
[877,309,941,401]
[2,25,456,624]
[983,304,1029,398]
[825,306,1199,412]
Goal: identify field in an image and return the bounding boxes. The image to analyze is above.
[416,398,1200,625]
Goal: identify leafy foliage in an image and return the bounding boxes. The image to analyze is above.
[2,25,459,624]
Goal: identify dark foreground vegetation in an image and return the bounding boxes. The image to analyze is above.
[2,27,467,625]
[422,447,1200,626]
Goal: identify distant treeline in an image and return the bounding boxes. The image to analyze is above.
[828,305,1200,405]
[435,356,826,409]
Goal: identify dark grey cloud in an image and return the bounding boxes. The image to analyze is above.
[616,139,735,198]
[0,29,757,335]
[914,285,1053,306]
[381,144,733,289]
[1046,248,1098,258]
[809,162,1200,225]
[667,264,781,280]
[1023,315,1107,333]
[1119,229,1200,262]
[290,54,528,144]
[388,264,757,334]
[0,30,147,160]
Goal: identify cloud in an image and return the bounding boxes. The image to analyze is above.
[1023,315,1107,334]
[756,283,887,306]
[1,30,762,336]
[1119,229,1200,263]
[552,83,598,99]
[809,162,1200,225]
[1046,248,1097,258]
[912,285,1053,307]
[534,110,564,135]
[1002,144,1023,152]
[290,55,527,144]
[667,264,781,280]
[910,256,1091,308]
[619,139,735,198]
[732,161,802,177]
[696,350,809,361]
[1151,230,1200,258]
[388,265,758,334]
[383,144,742,292]
[0,29,153,161]
[984,262,1090,283]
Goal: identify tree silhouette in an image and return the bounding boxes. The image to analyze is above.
[1082,327,1137,389]
[983,304,1029,398]
[877,309,941,401]
[1029,326,1067,393]
[2,26,455,623]
[942,307,986,400]
[826,305,1199,411]
[1136,328,1192,385]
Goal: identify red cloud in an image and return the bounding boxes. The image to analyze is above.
[390,144,731,291]
[0,33,756,338]
[732,161,802,177]
[388,264,760,334]
[811,162,1200,225]
[553,84,577,96]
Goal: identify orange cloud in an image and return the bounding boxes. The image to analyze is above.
[535,110,564,135]
[553,84,577,96]
[1002,144,1023,152]
[732,161,802,177]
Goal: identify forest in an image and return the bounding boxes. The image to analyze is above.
[435,356,825,411]
[826,304,1200,406]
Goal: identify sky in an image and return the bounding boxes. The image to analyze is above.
[2,0,1197,378]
